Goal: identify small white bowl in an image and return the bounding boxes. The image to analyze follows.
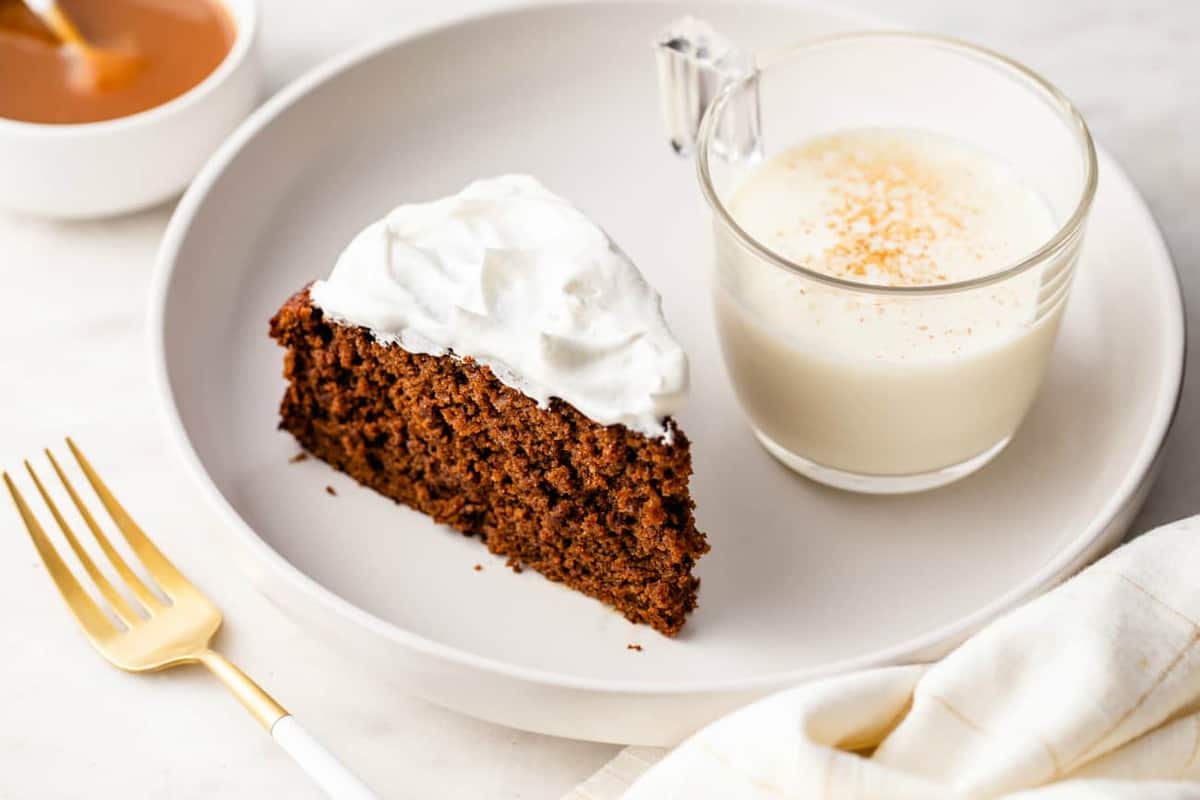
[0,0,260,219]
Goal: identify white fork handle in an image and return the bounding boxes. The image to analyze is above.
[272,716,381,799]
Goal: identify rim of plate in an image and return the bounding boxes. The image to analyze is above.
[148,0,1186,696]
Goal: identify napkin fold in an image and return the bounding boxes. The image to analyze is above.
[566,516,1200,800]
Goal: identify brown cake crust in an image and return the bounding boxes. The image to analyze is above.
[270,287,708,635]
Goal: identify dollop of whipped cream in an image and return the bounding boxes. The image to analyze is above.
[310,175,689,439]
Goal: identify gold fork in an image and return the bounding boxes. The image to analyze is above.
[4,439,378,799]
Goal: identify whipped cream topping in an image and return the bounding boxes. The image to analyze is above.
[310,175,689,439]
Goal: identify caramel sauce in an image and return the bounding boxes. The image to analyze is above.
[0,0,234,124]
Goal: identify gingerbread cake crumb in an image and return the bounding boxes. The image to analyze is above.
[269,287,708,636]
[324,485,337,496]
[473,564,483,572]
[288,452,309,464]
[627,643,643,652]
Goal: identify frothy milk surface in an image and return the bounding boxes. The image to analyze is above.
[726,128,1057,360]
[714,128,1067,479]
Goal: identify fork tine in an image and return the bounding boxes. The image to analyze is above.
[4,472,117,642]
[65,438,195,599]
[25,460,143,627]
[46,449,165,613]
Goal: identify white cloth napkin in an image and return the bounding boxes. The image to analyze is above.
[566,516,1200,799]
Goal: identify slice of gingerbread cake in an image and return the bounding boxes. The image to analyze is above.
[269,175,707,635]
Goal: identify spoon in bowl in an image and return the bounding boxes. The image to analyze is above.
[20,0,142,91]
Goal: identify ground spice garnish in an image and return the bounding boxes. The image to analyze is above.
[325,485,337,496]
[781,133,984,287]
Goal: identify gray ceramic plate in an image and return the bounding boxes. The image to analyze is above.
[150,1,1184,745]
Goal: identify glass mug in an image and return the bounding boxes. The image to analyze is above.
[658,26,1097,494]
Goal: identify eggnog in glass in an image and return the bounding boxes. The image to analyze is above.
[698,34,1097,493]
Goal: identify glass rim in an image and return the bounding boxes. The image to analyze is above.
[697,31,1099,296]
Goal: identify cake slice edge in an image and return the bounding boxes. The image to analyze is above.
[270,287,709,636]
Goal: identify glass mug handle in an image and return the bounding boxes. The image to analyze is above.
[653,17,762,162]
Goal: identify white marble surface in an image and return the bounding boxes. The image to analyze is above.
[0,1,1195,797]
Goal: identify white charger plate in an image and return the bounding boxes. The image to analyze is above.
[150,1,1184,746]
